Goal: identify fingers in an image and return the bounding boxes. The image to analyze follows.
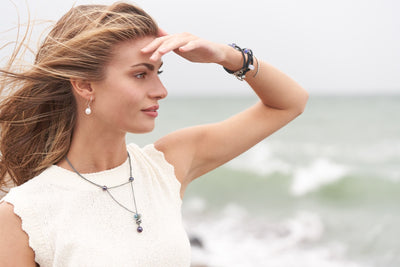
[140,36,171,61]
[140,36,168,55]
[141,32,198,62]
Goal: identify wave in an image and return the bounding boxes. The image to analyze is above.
[184,199,368,267]
[227,142,292,176]
[290,158,349,196]
[226,140,399,198]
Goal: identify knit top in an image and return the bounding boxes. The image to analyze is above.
[0,143,191,267]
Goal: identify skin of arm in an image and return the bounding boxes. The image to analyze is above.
[142,33,309,197]
[0,202,37,266]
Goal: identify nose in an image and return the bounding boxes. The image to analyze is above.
[149,76,168,100]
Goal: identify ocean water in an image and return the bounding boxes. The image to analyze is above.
[127,94,400,267]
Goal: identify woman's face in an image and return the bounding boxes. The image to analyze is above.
[90,36,167,134]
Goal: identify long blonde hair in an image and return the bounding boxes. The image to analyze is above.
[0,2,159,192]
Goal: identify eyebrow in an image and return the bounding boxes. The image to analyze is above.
[130,61,163,71]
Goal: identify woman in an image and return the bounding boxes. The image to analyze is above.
[0,2,308,266]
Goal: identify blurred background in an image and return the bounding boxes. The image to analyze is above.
[1,0,399,266]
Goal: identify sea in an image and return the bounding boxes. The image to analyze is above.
[127,94,400,267]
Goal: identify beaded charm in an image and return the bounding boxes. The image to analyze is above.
[134,213,143,232]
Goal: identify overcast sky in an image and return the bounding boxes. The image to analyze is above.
[0,0,399,96]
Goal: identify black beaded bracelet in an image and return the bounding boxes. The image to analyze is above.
[223,43,255,81]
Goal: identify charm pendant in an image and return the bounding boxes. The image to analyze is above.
[134,213,143,233]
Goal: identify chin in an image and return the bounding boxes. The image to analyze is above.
[129,125,155,134]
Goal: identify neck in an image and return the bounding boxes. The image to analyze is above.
[58,119,128,173]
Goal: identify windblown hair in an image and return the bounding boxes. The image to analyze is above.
[0,2,159,192]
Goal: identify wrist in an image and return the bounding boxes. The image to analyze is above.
[218,44,243,71]
[221,43,256,81]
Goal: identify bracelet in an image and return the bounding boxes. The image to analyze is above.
[223,43,255,81]
[253,55,260,78]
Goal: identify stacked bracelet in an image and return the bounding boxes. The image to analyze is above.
[223,43,255,81]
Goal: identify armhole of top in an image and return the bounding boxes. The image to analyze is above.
[128,143,182,189]
[0,193,49,266]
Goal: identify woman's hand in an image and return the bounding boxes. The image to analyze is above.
[141,32,229,65]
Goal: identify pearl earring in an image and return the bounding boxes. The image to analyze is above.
[85,96,92,115]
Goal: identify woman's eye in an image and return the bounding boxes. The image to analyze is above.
[135,73,146,79]
[134,70,163,79]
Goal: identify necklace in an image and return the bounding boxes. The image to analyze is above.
[65,152,143,233]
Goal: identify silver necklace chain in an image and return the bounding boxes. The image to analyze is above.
[65,152,143,233]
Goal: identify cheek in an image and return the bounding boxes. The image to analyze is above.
[118,88,143,109]
[95,86,142,118]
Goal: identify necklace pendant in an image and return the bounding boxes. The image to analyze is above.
[134,213,143,233]
[134,213,142,224]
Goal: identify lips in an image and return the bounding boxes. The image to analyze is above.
[141,105,159,112]
[141,105,159,117]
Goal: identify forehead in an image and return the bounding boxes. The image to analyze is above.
[108,36,157,67]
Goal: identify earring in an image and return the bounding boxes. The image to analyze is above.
[85,96,92,115]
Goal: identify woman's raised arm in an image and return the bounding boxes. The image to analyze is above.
[142,33,309,196]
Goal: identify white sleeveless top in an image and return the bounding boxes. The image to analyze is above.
[0,144,191,267]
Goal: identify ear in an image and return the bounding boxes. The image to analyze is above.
[70,78,94,100]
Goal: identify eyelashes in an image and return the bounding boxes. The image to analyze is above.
[135,73,146,79]
[135,69,163,79]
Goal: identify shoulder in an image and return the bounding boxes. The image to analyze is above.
[7,166,61,195]
[128,143,176,175]
[128,142,182,192]
[153,126,207,182]
[128,142,172,167]
[0,201,36,266]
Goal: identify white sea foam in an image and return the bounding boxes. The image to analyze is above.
[184,200,366,267]
[290,158,349,196]
[227,142,291,176]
